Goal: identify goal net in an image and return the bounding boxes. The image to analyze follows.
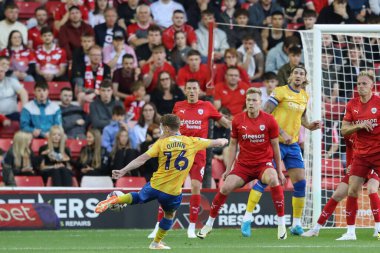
[301,25,380,228]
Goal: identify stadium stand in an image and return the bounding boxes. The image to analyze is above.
[115,176,147,188]
[14,176,44,187]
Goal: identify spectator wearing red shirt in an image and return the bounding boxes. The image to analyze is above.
[112,53,142,100]
[54,0,90,31]
[59,6,94,61]
[162,10,197,51]
[0,31,36,82]
[141,45,176,93]
[214,48,250,84]
[127,4,152,48]
[35,27,68,83]
[305,0,330,14]
[28,7,56,50]
[176,49,210,95]
[214,66,250,116]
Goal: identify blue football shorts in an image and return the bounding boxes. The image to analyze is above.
[280,143,305,170]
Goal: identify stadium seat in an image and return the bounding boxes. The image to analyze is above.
[322,158,343,177]
[115,176,147,188]
[46,177,79,187]
[45,1,61,16]
[251,82,263,88]
[66,139,87,159]
[31,139,48,155]
[287,23,303,30]
[22,82,35,100]
[48,82,71,100]
[0,121,20,138]
[80,176,114,188]
[18,2,41,19]
[322,177,341,190]
[211,158,225,180]
[0,138,12,151]
[14,176,44,187]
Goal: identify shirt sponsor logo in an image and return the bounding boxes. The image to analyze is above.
[242,133,265,143]
[354,118,378,128]
[181,119,202,129]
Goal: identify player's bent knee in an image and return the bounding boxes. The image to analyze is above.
[293,179,306,197]
[164,211,176,219]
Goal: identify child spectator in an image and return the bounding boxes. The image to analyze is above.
[39,126,73,186]
[101,105,128,153]
[260,72,279,106]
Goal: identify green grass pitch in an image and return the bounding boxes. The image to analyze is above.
[0,228,378,253]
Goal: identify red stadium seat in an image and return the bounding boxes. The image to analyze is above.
[211,158,225,180]
[46,177,79,187]
[18,2,41,19]
[287,23,304,30]
[322,177,341,190]
[66,139,87,159]
[15,176,44,187]
[115,177,147,188]
[48,82,71,100]
[322,158,343,177]
[31,139,48,155]
[22,82,35,100]
[45,1,61,16]
[0,121,20,138]
[0,138,12,151]
[251,82,263,88]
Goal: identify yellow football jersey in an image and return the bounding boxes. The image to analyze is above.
[146,135,211,195]
[268,85,309,144]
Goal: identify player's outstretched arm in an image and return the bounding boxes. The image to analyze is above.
[208,138,229,148]
[341,120,374,136]
[112,153,151,179]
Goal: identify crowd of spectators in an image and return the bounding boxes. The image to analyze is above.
[1,0,380,187]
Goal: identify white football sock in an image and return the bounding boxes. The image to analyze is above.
[206,217,215,227]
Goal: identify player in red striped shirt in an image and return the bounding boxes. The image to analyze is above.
[337,70,380,240]
[148,79,231,239]
[197,87,287,240]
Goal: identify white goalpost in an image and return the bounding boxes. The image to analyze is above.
[301,24,380,228]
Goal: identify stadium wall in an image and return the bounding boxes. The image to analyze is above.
[0,189,293,230]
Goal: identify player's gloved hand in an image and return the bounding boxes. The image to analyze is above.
[278,172,286,186]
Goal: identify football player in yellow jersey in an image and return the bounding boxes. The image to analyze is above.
[94,114,228,250]
[241,66,321,237]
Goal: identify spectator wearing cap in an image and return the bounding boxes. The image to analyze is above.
[94,7,126,48]
[102,30,138,72]
[59,6,94,61]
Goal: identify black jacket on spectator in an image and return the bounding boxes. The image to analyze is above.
[94,23,127,47]
[71,47,87,83]
[186,0,223,30]
[76,146,110,177]
[150,86,185,115]
[317,5,357,24]
[60,104,87,139]
[39,145,73,186]
[2,146,38,186]
[110,147,140,176]
[89,96,124,131]
[117,2,139,27]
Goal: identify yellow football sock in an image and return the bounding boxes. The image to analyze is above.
[246,190,263,213]
[292,196,305,219]
[117,193,133,204]
[154,228,168,243]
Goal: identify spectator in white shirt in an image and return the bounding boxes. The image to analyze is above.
[238,34,265,82]
[0,3,28,49]
[150,0,186,28]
